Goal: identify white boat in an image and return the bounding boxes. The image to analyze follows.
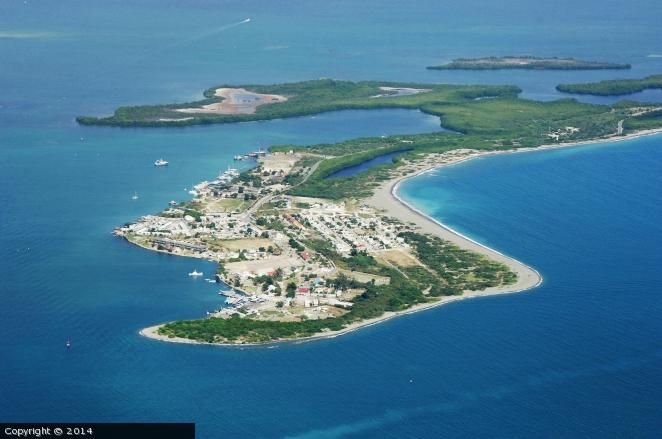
[131,191,139,200]
[154,158,169,167]
[248,148,267,158]
[233,155,244,161]
[220,166,240,178]
[188,270,203,277]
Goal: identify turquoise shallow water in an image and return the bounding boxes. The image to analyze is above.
[2,1,662,438]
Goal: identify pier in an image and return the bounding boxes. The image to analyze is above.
[151,238,207,253]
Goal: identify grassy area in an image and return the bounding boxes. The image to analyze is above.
[76,79,520,127]
[428,56,630,71]
[557,74,662,96]
[202,198,248,213]
[157,231,516,344]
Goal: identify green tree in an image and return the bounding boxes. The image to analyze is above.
[286,282,297,298]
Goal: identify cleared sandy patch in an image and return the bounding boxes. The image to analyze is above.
[373,248,421,268]
[259,152,301,174]
[201,198,249,213]
[217,238,273,251]
[226,254,303,276]
[175,87,287,115]
[371,86,431,98]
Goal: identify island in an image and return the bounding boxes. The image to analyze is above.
[557,74,662,96]
[427,56,631,71]
[76,79,521,127]
[91,79,662,345]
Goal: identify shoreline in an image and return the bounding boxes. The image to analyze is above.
[139,127,662,347]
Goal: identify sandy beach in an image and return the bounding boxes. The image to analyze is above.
[366,164,542,295]
[140,126,662,347]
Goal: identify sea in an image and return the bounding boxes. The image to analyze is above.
[1,1,661,438]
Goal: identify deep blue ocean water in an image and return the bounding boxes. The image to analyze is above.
[2,1,662,437]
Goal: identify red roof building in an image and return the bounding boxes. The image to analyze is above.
[299,251,312,261]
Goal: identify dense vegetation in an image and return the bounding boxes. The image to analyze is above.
[426,98,615,137]
[557,74,662,96]
[76,79,520,127]
[428,56,630,71]
[623,109,662,132]
[281,97,624,199]
[157,232,515,344]
[288,145,412,199]
[399,232,517,291]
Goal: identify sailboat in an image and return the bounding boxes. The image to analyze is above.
[188,270,203,277]
[132,191,139,200]
[65,339,71,349]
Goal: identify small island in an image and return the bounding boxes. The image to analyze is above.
[427,56,631,71]
[557,74,662,96]
[94,79,662,345]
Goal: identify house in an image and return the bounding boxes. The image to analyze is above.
[299,251,312,261]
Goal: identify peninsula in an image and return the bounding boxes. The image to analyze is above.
[557,74,662,96]
[427,56,631,71]
[93,79,662,345]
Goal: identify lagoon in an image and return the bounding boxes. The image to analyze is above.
[324,150,409,179]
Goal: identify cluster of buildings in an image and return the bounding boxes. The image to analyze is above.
[296,204,407,255]
[117,151,412,322]
[213,282,355,321]
[547,126,580,141]
[124,215,195,237]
